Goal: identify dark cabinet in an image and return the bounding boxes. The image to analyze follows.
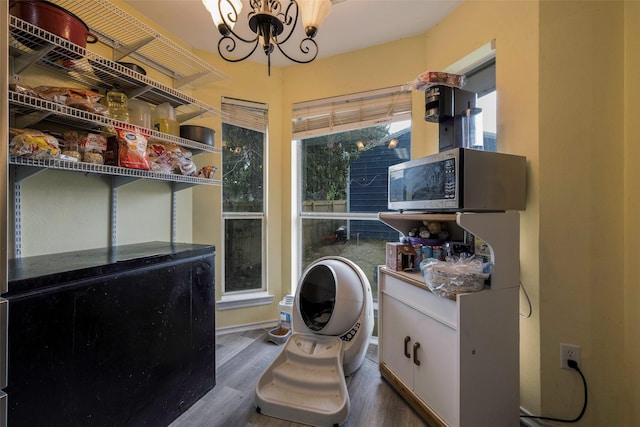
[4,242,215,427]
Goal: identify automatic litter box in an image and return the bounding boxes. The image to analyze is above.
[255,256,374,427]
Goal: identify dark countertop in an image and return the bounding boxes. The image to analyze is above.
[6,241,215,296]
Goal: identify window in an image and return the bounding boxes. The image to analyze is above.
[477,91,496,151]
[459,57,496,151]
[442,40,496,151]
[221,98,267,295]
[293,88,412,335]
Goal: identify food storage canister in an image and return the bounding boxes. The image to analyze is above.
[152,102,179,136]
[128,99,151,128]
[461,102,483,150]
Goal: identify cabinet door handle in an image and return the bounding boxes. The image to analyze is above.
[404,336,411,358]
[413,342,421,366]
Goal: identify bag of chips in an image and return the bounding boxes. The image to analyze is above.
[115,128,149,170]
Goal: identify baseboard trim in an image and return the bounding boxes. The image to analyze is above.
[216,292,274,310]
[520,408,556,427]
[216,320,278,336]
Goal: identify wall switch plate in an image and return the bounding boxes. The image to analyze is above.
[560,343,581,369]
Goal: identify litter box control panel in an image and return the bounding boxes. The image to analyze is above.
[341,322,361,341]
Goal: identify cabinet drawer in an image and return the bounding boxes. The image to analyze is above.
[381,272,457,330]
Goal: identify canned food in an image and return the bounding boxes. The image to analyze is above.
[421,245,433,258]
[432,245,443,261]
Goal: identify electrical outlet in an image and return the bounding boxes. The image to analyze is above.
[560,343,581,369]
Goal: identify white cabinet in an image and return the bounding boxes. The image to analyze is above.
[381,280,457,425]
[378,212,520,427]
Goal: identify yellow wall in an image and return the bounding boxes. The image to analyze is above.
[281,1,545,413]
[278,1,633,425]
[417,1,543,413]
[186,2,634,424]
[8,0,638,424]
[625,1,640,423]
[116,0,289,327]
[539,2,626,425]
[185,55,287,328]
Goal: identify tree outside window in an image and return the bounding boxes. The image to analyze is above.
[222,121,265,293]
[299,122,411,337]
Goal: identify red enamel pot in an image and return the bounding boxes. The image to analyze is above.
[10,0,98,54]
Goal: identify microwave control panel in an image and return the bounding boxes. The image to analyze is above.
[443,158,456,199]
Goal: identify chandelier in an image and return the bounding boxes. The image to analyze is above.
[202,0,334,75]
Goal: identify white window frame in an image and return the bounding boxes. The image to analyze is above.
[217,97,273,311]
[291,87,412,289]
[445,40,497,150]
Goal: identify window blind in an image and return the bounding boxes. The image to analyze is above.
[463,58,496,97]
[221,97,268,133]
[292,87,412,139]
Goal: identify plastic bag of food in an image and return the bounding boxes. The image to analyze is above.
[34,86,105,114]
[79,133,107,164]
[115,128,149,170]
[82,133,107,153]
[420,256,490,297]
[9,82,41,98]
[172,149,197,176]
[160,143,197,176]
[402,71,465,92]
[61,131,82,161]
[146,141,176,174]
[9,128,60,159]
[198,165,217,179]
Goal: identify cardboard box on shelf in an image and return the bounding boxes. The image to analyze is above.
[386,242,418,271]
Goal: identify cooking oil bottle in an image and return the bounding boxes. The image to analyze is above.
[105,85,129,123]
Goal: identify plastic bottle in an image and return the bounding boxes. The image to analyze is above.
[105,85,129,122]
[152,102,179,136]
[278,294,294,331]
[127,98,151,128]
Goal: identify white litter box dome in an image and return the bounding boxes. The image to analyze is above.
[294,257,365,336]
[255,256,374,426]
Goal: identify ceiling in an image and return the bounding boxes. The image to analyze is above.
[123,0,462,68]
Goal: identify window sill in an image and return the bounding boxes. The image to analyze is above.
[216,292,274,311]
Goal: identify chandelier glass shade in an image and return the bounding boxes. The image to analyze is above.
[202,0,333,75]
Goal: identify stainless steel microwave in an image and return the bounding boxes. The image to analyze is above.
[388,148,527,212]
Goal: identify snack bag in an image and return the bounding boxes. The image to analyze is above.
[34,86,105,114]
[115,128,150,170]
[403,71,465,92]
[80,133,107,164]
[146,141,175,174]
[9,128,60,159]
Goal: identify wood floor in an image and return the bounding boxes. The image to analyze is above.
[168,328,428,427]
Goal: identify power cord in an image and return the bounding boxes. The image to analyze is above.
[519,280,532,318]
[520,359,588,423]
